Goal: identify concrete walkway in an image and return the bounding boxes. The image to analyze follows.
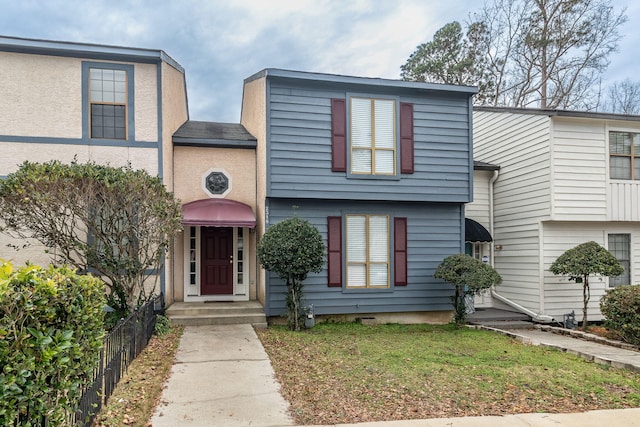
[151,324,640,427]
[151,324,295,427]
[493,325,640,372]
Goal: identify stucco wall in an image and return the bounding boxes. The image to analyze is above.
[240,76,267,304]
[161,61,189,192]
[173,146,256,205]
[133,63,159,142]
[172,145,258,302]
[0,52,82,138]
[0,51,165,269]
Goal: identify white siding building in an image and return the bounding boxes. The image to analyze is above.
[472,107,640,322]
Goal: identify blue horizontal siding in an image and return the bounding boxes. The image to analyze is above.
[266,81,472,203]
[263,199,463,317]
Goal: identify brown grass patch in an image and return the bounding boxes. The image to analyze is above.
[92,325,184,427]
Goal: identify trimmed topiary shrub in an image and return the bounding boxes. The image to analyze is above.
[0,260,106,426]
[550,241,623,330]
[434,254,502,326]
[257,215,324,331]
[600,285,640,346]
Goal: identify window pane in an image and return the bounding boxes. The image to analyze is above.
[114,70,126,82]
[369,264,388,286]
[608,234,630,287]
[351,98,371,148]
[368,216,388,262]
[610,156,631,179]
[347,265,367,287]
[90,79,103,102]
[374,99,395,149]
[89,67,127,106]
[347,216,366,262]
[352,149,372,173]
[610,132,631,155]
[375,150,394,174]
[91,104,126,140]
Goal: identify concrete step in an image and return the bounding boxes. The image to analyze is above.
[471,320,535,330]
[169,313,268,327]
[467,308,531,323]
[167,301,264,316]
[166,301,267,327]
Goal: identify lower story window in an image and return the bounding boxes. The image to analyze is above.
[608,233,630,287]
[346,214,389,288]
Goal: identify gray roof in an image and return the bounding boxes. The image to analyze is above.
[0,35,184,73]
[173,121,257,148]
[474,106,640,122]
[245,68,478,95]
[473,160,500,171]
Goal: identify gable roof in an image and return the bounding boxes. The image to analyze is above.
[173,121,257,148]
[474,106,640,123]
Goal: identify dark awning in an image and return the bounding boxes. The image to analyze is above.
[182,199,256,228]
[465,218,492,242]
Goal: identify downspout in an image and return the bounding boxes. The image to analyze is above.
[489,170,498,269]
[487,169,554,324]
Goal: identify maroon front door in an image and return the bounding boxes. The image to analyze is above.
[201,227,233,295]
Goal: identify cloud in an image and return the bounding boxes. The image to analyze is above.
[1,0,637,121]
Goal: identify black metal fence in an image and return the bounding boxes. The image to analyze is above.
[71,295,161,426]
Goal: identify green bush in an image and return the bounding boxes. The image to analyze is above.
[600,285,640,346]
[434,254,502,326]
[0,260,106,426]
[257,215,324,331]
[154,314,171,336]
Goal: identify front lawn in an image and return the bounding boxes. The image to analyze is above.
[256,323,640,425]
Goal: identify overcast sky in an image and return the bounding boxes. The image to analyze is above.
[1,0,637,122]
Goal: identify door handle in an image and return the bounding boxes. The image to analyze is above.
[229,255,233,264]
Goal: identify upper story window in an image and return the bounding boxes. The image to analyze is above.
[350,98,396,175]
[609,131,640,180]
[90,68,127,139]
[82,62,134,143]
[330,98,414,176]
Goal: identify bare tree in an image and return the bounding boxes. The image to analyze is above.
[402,0,627,111]
[479,0,627,109]
[603,79,640,114]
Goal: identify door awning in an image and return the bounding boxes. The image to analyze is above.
[182,199,256,228]
[465,218,492,242]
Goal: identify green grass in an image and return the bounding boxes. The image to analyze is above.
[257,323,640,425]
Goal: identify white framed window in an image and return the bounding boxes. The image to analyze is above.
[608,233,630,287]
[346,214,389,288]
[609,131,640,180]
[184,226,200,296]
[350,97,396,175]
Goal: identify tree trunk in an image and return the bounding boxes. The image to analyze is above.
[582,276,590,331]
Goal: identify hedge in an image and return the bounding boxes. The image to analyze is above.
[600,285,640,346]
[0,260,105,426]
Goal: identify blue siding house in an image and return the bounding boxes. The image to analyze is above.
[241,69,477,322]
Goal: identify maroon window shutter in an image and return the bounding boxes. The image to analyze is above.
[400,102,414,174]
[394,217,408,286]
[327,216,343,287]
[331,98,347,172]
